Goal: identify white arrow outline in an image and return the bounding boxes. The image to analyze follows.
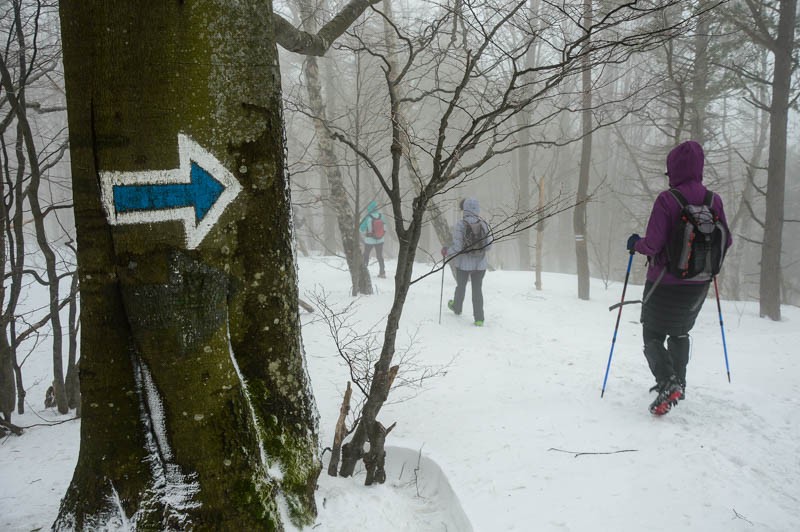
[100,133,242,249]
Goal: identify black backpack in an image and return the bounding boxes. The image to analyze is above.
[666,189,727,281]
[463,221,487,255]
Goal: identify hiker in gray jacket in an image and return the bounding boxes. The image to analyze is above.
[443,198,492,326]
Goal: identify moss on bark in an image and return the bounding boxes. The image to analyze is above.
[57,1,321,528]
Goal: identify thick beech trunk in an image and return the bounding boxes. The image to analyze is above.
[57,2,321,528]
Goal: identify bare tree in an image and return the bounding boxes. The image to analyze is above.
[327,0,696,479]
[308,289,449,480]
[0,0,74,421]
[574,0,593,300]
[293,0,374,295]
[728,0,798,320]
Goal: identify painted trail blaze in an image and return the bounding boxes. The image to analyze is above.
[100,134,242,249]
[113,162,225,223]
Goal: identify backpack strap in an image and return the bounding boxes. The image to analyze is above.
[668,188,688,208]
[670,188,715,209]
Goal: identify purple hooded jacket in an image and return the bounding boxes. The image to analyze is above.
[633,140,733,285]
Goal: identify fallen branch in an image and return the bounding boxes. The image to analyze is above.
[731,508,753,525]
[16,416,81,430]
[548,447,638,458]
[327,381,352,476]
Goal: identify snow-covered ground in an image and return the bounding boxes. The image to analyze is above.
[2,255,799,531]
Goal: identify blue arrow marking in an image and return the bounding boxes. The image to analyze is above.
[100,133,242,249]
[113,161,225,223]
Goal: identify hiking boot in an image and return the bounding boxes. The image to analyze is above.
[447,300,460,315]
[378,272,387,279]
[648,376,683,416]
[474,320,484,327]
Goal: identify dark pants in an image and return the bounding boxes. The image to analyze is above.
[640,280,707,385]
[453,268,485,321]
[643,327,690,385]
[363,242,385,275]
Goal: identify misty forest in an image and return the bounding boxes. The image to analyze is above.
[1,0,799,530]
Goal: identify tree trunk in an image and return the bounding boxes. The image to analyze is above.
[0,43,69,416]
[516,118,532,271]
[65,273,81,410]
[690,8,710,143]
[574,0,592,301]
[516,0,541,274]
[535,175,545,290]
[339,210,426,477]
[57,2,320,528]
[327,381,352,476]
[382,0,453,263]
[759,0,796,320]
[0,340,13,421]
[297,0,372,295]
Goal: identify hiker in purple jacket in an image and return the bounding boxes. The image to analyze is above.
[627,140,732,414]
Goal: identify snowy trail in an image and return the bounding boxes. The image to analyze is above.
[302,258,800,532]
[2,256,799,532]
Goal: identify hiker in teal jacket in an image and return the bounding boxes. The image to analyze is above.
[360,200,386,278]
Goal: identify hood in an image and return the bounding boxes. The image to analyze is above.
[366,200,378,214]
[666,140,704,187]
[462,197,480,222]
[462,198,480,215]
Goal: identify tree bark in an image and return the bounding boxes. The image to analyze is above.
[0,44,69,416]
[536,175,545,290]
[381,0,453,262]
[516,117,532,271]
[56,2,336,528]
[690,8,710,144]
[327,381,352,476]
[65,273,81,409]
[296,0,373,295]
[574,0,592,301]
[758,0,796,320]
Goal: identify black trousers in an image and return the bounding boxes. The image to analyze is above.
[643,327,690,385]
[363,242,385,274]
[640,280,708,384]
[452,268,486,321]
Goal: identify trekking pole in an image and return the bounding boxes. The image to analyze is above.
[601,250,635,398]
[438,259,446,324]
[712,276,731,383]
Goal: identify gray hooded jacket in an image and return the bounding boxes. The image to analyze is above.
[450,198,492,271]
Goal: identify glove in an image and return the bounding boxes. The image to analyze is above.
[441,246,449,258]
[626,233,641,252]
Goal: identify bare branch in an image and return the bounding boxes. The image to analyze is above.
[274,0,381,56]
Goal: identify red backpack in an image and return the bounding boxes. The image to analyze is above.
[368,216,385,239]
